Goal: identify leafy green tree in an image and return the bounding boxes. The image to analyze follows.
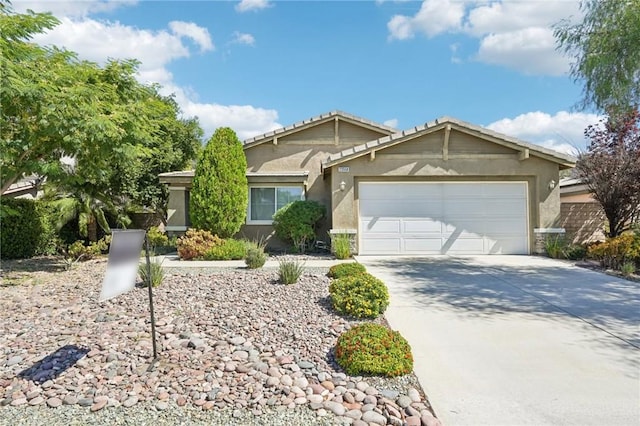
[190,128,248,237]
[554,0,640,113]
[1,7,203,222]
[0,8,160,194]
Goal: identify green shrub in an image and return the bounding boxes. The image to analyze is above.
[273,200,326,252]
[329,273,389,319]
[245,239,267,269]
[0,198,56,259]
[588,234,640,269]
[138,259,165,287]
[544,235,567,259]
[176,229,221,260]
[332,233,351,259]
[278,258,304,284]
[204,238,247,260]
[621,261,636,277]
[335,323,413,377]
[563,244,587,260]
[146,226,171,254]
[328,262,366,279]
[190,127,248,238]
[66,236,111,261]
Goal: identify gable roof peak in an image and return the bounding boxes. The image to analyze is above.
[242,110,397,148]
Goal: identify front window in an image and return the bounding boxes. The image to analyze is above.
[248,186,304,224]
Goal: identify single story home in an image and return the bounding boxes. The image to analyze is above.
[160,111,575,255]
[559,177,606,243]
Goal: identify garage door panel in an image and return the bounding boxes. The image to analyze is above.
[403,219,442,233]
[359,182,529,255]
[362,218,400,233]
[404,238,444,253]
[362,238,401,254]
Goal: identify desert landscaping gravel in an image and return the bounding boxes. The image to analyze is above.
[0,258,440,426]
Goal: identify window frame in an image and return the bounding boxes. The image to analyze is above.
[247,184,305,225]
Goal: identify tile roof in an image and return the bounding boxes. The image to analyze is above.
[323,116,577,168]
[242,110,397,148]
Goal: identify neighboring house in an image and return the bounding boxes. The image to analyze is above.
[160,111,575,255]
[1,175,44,199]
[559,177,606,243]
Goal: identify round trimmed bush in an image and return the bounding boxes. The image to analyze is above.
[328,262,366,279]
[329,272,389,319]
[335,323,413,377]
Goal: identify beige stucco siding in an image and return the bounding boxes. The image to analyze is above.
[241,121,391,244]
[329,130,561,253]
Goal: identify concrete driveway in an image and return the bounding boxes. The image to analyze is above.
[357,255,640,426]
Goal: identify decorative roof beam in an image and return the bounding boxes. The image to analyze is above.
[519,148,529,161]
[370,150,376,162]
[443,124,451,161]
[334,117,339,145]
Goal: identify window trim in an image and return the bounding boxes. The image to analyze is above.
[247,184,305,225]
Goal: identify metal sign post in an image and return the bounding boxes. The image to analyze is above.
[144,234,159,360]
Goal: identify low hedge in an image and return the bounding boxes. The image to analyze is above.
[335,323,413,377]
[329,272,389,319]
[1,198,57,259]
[328,262,366,279]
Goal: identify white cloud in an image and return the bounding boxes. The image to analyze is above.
[28,13,281,140]
[476,27,567,76]
[387,0,582,75]
[232,31,256,46]
[487,111,602,155]
[383,118,399,128]
[388,0,464,40]
[235,0,271,13]
[169,21,214,52]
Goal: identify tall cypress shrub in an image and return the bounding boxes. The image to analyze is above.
[189,127,248,238]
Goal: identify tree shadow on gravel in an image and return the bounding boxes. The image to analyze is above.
[0,257,66,274]
[18,345,90,384]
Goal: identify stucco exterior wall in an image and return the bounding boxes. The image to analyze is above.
[329,130,561,254]
[241,120,391,246]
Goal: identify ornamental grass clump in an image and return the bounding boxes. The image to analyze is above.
[328,262,366,279]
[278,258,304,284]
[335,323,413,377]
[138,259,165,287]
[329,272,389,319]
[244,239,267,269]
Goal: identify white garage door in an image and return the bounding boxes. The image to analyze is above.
[359,182,529,255]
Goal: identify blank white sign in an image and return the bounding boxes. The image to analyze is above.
[99,230,146,302]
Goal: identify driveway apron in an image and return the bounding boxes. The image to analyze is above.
[357,255,640,426]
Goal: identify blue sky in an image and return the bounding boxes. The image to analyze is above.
[17,0,602,153]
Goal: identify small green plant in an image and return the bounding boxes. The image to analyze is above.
[176,229,222,260]
[273,200,326,253]
[329,272,389,319]
[278,258,304,284]
[138,259,165,287]
[621,261,636,277]
[563,244,587,260]
[328,262,366,279]
[335,323,413,377]
[146,227,175,255]
[204,238,247,260]
[332,233,351,260]
[245,239,268,269]
[545,235,567,259]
